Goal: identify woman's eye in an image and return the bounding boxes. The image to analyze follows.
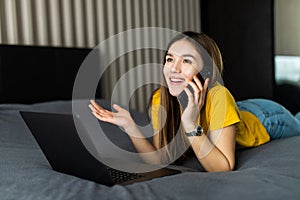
[183,59,192,64]
[166,57,173,62]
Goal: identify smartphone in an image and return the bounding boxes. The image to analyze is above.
[177,67,211,110]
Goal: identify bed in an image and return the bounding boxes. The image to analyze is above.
[1,45,300,199]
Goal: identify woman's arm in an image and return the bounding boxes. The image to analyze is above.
[181,76,236,172]
[89,100,161,164]
[188,125,236,172]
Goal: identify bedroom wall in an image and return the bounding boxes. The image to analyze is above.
[0,0,201,48]
[3,0,291,113]
[200,0,300,114]
[0,0,201,111]
[274,0,300,114]
[201,0,275,101]
[275,0,300,56]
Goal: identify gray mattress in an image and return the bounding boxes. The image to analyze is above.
[1,99,300,200]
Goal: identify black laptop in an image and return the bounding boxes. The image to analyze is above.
[20,111,180,186]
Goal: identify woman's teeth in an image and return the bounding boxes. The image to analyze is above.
[170,78,185,83]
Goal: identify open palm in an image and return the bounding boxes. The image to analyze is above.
[89,100,135,132]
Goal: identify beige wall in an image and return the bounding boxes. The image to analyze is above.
[275,0,300,56]
[0,0,201,48]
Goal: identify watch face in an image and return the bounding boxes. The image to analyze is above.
[196,126,203,135]
[195,126,203,136]
[186,125,203,137]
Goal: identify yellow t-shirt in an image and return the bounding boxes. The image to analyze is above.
[150,84,270,148]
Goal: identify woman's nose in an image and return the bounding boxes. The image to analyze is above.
[170,60,181,73]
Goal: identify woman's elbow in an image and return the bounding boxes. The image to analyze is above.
[222,164,235,172]
[221,160,235,172]
[205,160,235,172]
[222,160,235,172]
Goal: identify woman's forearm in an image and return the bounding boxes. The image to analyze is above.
[125,125,161,164]
[189,135,234,172]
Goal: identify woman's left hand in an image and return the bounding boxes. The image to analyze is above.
[181,75,209,132]
[89,100,137,133]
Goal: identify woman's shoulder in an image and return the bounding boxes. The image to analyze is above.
[208,82,233,97]
[207,82,238,108]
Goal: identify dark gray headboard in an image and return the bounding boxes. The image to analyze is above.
[0,45,98,104]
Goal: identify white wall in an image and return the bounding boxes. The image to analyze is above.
[275,0,300,56]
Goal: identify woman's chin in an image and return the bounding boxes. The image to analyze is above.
[169,88,182,97]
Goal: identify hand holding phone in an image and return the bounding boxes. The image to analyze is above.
[177,67,211,110]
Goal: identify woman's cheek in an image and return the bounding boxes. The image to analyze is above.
[162,66,169,77]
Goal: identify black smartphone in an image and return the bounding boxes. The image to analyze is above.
[177,67,211,110]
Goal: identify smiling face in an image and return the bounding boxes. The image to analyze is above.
[163,39,204,96]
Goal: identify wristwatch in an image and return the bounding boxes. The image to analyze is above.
[185,125,203,137]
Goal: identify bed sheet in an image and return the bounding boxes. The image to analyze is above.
[1,100,300,200]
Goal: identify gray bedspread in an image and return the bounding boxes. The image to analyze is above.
[1,100,300,200]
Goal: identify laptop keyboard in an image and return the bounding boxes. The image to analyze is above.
[107,167,145,184]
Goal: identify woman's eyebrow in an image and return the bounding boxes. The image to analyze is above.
[181,54,196,59]
[166,52,196,59]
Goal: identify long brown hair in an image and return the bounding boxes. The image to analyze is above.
[150,31,224,164]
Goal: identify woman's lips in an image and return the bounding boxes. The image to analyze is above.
[169,77,185,85]
[167,76,186,96]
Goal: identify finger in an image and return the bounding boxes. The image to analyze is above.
[90,105,114,120]
[184,86,194,105]
[90,99,97,106]
[198,78,210,105]
[90,99,104,112]
[189,79,200,102]
[89,102,114,119]
[187,80,199,94]
[202,78,210,95]
[193,74,203,89]
[112,104,124,112]
[88,104,97,113]
[204,78,210,89]
[91,111,115,124]
[89,103,102,115]
[194,75,209,96]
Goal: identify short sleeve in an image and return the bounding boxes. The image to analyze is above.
[206,85,241,131]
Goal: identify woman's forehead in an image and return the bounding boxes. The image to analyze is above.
[167,40,199,57]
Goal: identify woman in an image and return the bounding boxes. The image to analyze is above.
[89,31,300,172]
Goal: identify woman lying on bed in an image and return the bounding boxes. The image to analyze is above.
[89,31,300,172]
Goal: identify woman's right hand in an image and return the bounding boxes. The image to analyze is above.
[88,100,136,133]
[181,76,209,133]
